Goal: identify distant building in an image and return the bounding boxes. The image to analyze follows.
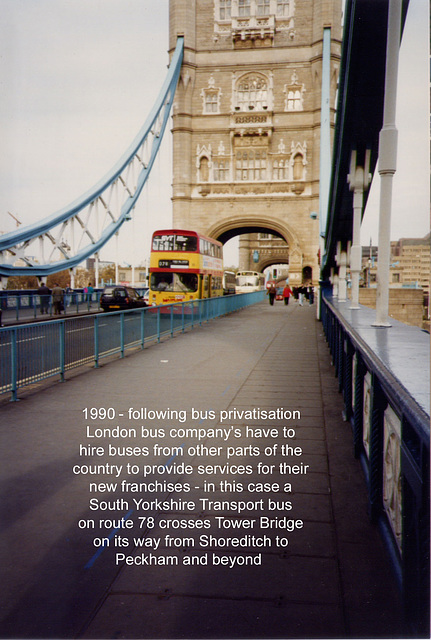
[86,258,116,272]
[362,234,430,291]
[390,234,430,296]
[359,233,430,327]
[117,266,148,287]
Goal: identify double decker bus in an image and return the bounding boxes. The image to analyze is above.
[235,270,265,294]
[149,229,223,305]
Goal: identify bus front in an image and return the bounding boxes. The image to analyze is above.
[149,230,200,305]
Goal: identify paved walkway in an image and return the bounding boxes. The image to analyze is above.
[0,301,406,639]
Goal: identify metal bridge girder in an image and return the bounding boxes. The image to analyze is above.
[0,37,184,277]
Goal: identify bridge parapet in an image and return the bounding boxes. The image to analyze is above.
[321,291,429,637]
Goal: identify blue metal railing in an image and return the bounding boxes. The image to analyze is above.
[0,291,265,401]
[320,292,429,636]
[0,288,149,323]
[0,290,102,321]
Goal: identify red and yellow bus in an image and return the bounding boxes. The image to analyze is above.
[149,229,223,305]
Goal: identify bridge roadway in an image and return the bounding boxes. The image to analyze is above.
[0,300,405,639]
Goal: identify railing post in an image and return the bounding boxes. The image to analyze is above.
[157,308,161,342]
[59,321,65,382]
[120,313,125,357]
[94,315,100,368]
[141,309,145,348]
[10,328,18,401]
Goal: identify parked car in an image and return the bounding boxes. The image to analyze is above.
[100,286,147,312]
[141,287,150,305]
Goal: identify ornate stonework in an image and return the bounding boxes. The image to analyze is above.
[170,0,342,280]
[383,406,402,551]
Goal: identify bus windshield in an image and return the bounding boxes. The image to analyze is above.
[236,275,258,287]
[151,272,198,293]
[152,234,198,252]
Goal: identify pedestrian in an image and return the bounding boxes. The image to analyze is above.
[51,283,64,315]
[87,283,94,305]
[282,283,292,306]
[308,285,314,305]
[38,282,51,315]
[65,285,72,307]
[298,286,304,306]
[267,282,277,306]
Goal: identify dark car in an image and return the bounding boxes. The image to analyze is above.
[100,286,147,312]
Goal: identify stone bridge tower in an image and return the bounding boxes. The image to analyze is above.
[169,0,342,285]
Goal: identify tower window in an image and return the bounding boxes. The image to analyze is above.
[219,0,231,20]
[205,92,218,113]
[284,72,305,112]
[277,0,290,16]
[213,159,230,181]
[235,149,267,181]
[273,159,289,180]
[238,0,251,17]
[237,75,268,111]
[287,89,302,110]
[257,0,270,15]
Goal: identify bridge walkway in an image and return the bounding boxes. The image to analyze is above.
[0,301,405,639]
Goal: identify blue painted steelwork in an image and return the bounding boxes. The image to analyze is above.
[321,292,429,636]
[321,0,410,279]
[0,38,184,277]
[0,290,265,401]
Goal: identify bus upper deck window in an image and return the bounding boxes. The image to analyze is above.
[152,235,174,251]
[175,235,197,252]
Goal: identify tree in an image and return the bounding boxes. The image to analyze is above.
[47,271,72,289]
[6,276,39,290]
[99,264,116,285]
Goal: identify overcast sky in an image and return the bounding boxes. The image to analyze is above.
[0,0,429,268]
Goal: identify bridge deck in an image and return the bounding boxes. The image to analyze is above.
[0,301,406,639]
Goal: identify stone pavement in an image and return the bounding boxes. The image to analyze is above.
[0,301,406,639]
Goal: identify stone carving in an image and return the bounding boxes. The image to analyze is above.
[383,406,402,551]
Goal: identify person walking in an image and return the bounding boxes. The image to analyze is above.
[65,285,72,307]
[51,283,64,315]
[86,283,94,306]
[308,285,314,304]
[38,283,51,315]
[298,286,305,306]
[282,283,293,306]
[267,282,277,306]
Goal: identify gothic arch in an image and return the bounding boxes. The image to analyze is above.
[206,215,303,256]
[256,255,290,274]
